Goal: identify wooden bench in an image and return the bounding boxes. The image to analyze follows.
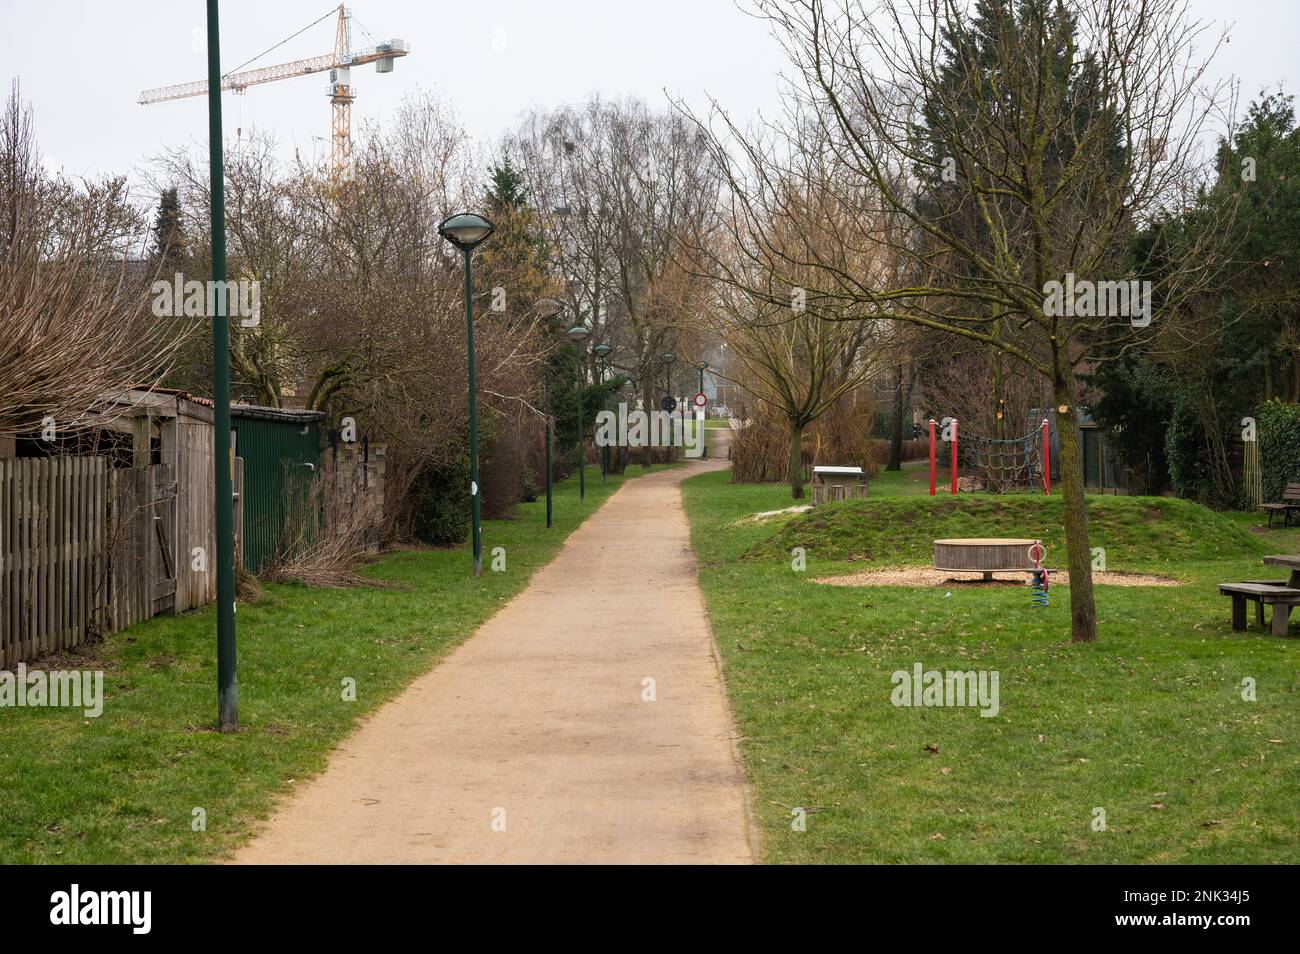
[1218,582,1300,636]
[1261,483,1300,526]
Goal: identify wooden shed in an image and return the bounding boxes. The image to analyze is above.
[1,387,240,666]
[88,387,229,615]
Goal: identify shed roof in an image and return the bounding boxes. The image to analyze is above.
[230,404,326,425]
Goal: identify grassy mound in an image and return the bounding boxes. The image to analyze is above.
[750,494,1264,570]
[684,470,1300,863]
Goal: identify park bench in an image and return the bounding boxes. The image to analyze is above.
[1218,582,1300,636]
[1261,483,1300,526]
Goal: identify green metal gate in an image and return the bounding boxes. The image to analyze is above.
[1082,427,1101,487]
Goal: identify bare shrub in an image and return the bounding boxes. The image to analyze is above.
[731,389,883,482]
[261,475,387,589]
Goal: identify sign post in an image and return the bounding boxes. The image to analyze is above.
[694,392,708,458]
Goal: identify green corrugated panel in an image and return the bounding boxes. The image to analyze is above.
[233,410,322,573]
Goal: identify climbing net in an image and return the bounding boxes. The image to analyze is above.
[966,430,1045,494]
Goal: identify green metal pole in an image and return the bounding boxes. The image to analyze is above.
[665,366,674,463]
[600,357,608,482]
[577,349,585,500]
[679,367,686,453]
[207,0,237,733]
[698,366,707,459]
[543,375,553,528]
[464,252,481,575]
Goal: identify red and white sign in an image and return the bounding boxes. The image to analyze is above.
[693,392,708,409]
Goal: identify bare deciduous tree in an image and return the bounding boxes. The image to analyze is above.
[688,0,1239,642]
[0,83,186,443]
[507,98,720,461]
[694,157,899,497]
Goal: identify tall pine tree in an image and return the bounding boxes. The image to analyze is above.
[151,187,185,267]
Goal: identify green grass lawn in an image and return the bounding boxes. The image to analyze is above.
[683,467,1300,863]
[870,458,941,496]
[0,466,650,864]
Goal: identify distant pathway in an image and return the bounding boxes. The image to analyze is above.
[234,457,754,864]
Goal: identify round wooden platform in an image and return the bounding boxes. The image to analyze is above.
[933,537,1040,574]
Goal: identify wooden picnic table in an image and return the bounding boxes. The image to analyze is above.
[1262,555,1300,587]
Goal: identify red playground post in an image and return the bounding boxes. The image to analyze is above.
[1041,418,1051,495]
[950,418,958,495]
[928,419,937,496]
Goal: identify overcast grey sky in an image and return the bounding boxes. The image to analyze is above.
[2,1,1296,188]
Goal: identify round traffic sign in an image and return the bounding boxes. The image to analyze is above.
[660,395,677,412]
[694,392,708,409]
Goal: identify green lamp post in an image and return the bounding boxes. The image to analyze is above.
[593,342,613,481]
[661,351,676,462]
[206,0,237,732]
[567,324,591,499]
[697,360,709,458]
[438,212,495,576]
[537,298,565,528]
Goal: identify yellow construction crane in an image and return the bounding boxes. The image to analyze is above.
[139,5,409,175]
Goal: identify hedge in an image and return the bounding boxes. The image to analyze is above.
[1257,398,1300,504]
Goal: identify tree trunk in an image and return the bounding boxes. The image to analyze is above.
[1054,388,1097,643]
[788,420,806,499]
[887,363,905,471]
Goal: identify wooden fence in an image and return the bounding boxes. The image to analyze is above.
[0,455,243,669]
[0,458,107,667]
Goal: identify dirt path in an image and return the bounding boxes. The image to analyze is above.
[233,458,754,864]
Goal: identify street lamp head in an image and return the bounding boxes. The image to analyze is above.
[698,360,709,370]
[661,352,675,365]
[536,297,564,320]
[566,324,591,344]
[438,212,494,251]
[592,342,613,358]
